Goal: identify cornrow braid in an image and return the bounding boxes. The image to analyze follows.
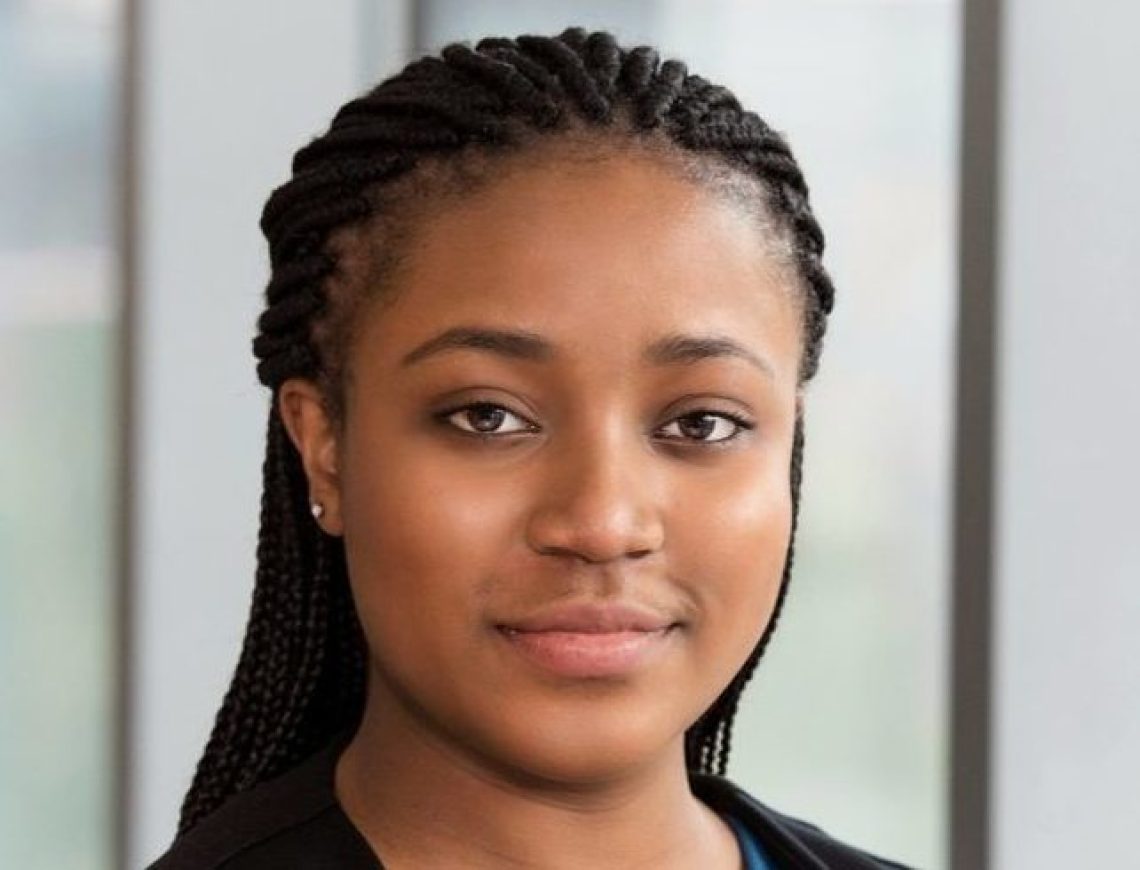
[177,26,835,836]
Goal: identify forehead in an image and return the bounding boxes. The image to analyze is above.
[351,152,802,382]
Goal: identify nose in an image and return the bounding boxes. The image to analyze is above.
[524,424,665,565]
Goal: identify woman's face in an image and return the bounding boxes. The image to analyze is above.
[288,151,803,786]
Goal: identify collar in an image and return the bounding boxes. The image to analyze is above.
[689,773,832,870]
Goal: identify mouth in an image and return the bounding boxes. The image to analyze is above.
[498,600,680,634]
[493,599,683,679]
[495,624,680,679]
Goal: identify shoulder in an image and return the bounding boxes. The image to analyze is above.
[690,773,916,870]
[145,740,377,870]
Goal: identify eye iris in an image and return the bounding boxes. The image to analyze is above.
[467,404,506,432]
[679,413,719,440]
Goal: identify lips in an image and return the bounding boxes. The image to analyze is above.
[495,601,680,678]
[498,601,678,634]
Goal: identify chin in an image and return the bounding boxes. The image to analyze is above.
[465,696,686,789]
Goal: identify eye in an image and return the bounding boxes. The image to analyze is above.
[657,410,754,445]
[434,402,754,446]
[437,402,538,438]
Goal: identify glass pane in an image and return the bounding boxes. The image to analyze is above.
[412,3,956,867]
[0,1,121,868]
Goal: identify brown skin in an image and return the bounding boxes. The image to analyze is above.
[280,153,803,868]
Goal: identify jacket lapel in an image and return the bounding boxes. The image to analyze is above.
[690,773,832,870]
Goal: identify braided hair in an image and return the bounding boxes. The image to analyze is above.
[177,27,835,836]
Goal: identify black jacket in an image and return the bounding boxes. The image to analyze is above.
[148,738,913,869]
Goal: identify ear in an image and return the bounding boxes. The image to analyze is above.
[278,378,344,536]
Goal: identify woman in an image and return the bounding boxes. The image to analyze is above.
[149,27,911,869]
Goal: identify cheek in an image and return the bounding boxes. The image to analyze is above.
[671,458,793,682]
[338,437,519,663]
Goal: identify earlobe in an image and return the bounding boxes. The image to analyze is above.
[277,378,345,536]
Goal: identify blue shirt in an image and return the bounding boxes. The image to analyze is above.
[724,810,777,869]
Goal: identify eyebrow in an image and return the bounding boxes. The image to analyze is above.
[399,325,774,378]
[646,333,775,379]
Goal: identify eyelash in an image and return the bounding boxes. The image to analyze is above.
[433,401,756,447]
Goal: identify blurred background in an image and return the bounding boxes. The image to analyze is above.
[0,1,1135,868]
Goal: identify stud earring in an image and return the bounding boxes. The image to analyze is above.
[310,502,325,520]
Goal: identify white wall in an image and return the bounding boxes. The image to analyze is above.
[995,0,1140,866]
[129,2,370,864]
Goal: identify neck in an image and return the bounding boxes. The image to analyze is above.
[334,685,739,869]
